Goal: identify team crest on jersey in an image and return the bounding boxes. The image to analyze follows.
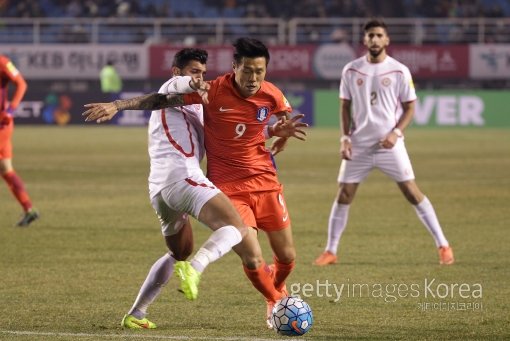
[381,77,391,86]
[356,78,363,86]
[256,107,269,122]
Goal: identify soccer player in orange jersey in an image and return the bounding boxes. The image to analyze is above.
[0,55,39,227]
[83,38,307,328]
[183,39,302,328]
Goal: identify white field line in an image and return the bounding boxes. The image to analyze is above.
[0,329,297,341]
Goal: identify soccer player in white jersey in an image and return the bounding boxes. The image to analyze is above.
[120,48,248,329]
[314,19,454,266]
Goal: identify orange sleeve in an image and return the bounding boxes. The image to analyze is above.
[270,85,292,114]
[1,56,27,110]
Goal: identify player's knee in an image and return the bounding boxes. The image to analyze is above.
[407,193,423,205]
[276,248,296,264]
[165,235,193,261]
[400,182,424,205]
[242,255,264,270]
[233,228,264,269]
[236,225,250,239]
[337,190,353,204]
[170,244,192,261]
[0,161,11,174]
[234,244,263,269]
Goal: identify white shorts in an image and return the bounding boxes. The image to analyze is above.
[338,140,415,183]
[150,173,221,236]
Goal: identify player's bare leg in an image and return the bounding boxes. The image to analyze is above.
[233,227,264,269]
[314,183,359,266]
[397,180,453,264]
[190,192,247,272]
[123,219,193,329]
[175,192,246,300]
[234,228,278,296]
[264,227,296,328]
[267,227,295,290]
[233,228,283,328]
[0,158,39,227]
[165,219,193,261]
[198,192,247,233]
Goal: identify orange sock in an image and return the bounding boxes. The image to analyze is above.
[2,171,32,212]
[273,256,295,291]
[243,261,280,302]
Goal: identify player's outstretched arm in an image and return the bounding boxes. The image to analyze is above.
[82,93,185,123]
[82,77,210,123]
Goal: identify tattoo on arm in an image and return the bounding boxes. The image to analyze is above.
[114,93,186,111]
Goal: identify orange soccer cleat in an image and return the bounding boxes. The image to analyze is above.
[438,246,454,265]
[313,251,337,266]
[266,299,276,329]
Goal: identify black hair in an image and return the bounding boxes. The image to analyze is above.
[172,48,208,69]
[232,37,270,65]
[363,18,388,34]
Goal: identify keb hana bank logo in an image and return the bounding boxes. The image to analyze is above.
[290,278,482,311]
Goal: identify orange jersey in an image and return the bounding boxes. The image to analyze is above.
[0,55,27,114]
[184,73,292,190]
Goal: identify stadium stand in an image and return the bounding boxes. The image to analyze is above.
[0,0,507,121]
[2,0,510,19]
[0,0,509,45]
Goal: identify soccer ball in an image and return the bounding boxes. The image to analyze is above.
[271,296,313,336]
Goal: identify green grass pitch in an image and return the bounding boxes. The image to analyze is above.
[1,126,509,340]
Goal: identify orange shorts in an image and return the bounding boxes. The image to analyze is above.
[219,176,291,232]
[0,115,13,159]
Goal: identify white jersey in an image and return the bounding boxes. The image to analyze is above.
[148,76,205,198]
[339,55,417,148]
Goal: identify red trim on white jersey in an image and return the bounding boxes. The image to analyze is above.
[161,107,195,157]
[345,68,369,76]
[185,177,216,189]
[378,70,404,77]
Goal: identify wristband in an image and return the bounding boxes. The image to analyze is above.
[340,135,351,143]
[392,128,403,138]
[162,76,195,94]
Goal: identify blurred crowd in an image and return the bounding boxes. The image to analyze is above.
[3,0,509,18]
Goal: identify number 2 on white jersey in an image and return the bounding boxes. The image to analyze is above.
[235,123,246,139]
[370,91,377,105]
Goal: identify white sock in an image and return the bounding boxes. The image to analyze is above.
[190,225,242,273]
[128,253,175,319]
[325,202,350,255]
[413,196,449,248]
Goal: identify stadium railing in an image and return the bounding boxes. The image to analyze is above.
[288,17,510,44]
[0,17,508,45]
[0,17,286,45]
